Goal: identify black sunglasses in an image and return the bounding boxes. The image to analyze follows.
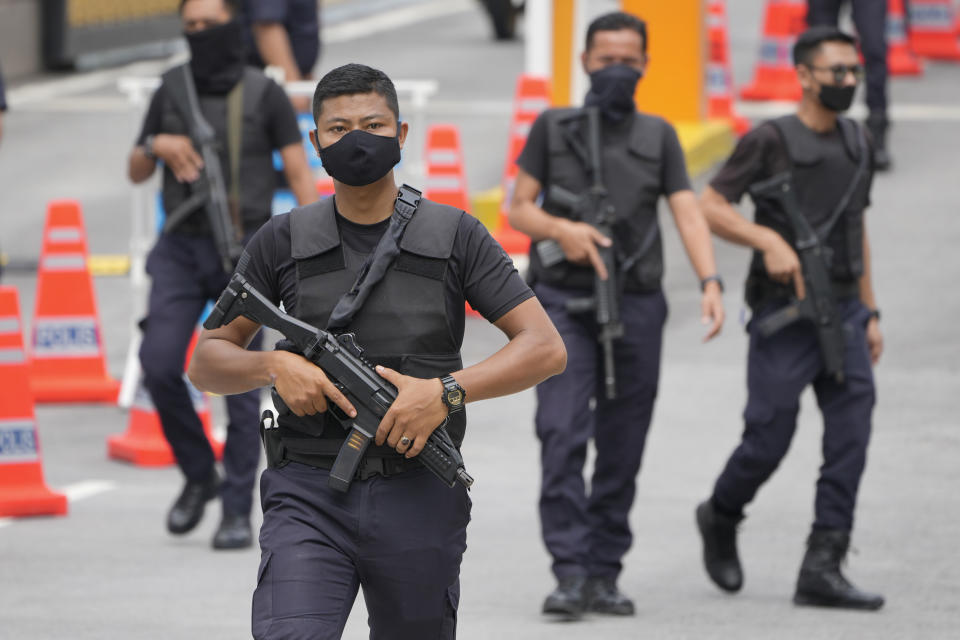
[808,64,865,84]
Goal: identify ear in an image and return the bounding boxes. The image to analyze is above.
[796,64,814,92]
[580,51,590,75]
[308,129,322,156]
[397,121,410,150]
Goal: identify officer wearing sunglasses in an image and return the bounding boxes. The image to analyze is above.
[694,26,885,611]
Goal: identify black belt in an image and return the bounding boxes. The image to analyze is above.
[283,450,422,480]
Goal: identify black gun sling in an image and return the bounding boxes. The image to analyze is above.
[274,186,423,471]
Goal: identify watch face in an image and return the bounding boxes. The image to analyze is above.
[446,388,464,407]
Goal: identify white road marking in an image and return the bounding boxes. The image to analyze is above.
[324,0,474,43]
[0,479,116,529]
[736,101,960,122]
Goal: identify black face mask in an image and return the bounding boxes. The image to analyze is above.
[185,20,246,94]
[584,64,643,123]
[818,83,857,112]
[318,129,402,187]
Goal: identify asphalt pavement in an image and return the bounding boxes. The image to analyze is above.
[1,1,958,638]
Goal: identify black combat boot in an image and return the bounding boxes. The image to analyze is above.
[542,575,586,619]
[696,499,744,592]
[166,469,221,535]
[585,576,635,616]
[212,511,253,550]
[866,113,892,172]
[793,529,885,610]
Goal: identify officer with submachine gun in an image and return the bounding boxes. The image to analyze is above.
[509,11,725,619]
[694,26,886,611]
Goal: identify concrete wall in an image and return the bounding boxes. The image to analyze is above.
[0,0,42,80]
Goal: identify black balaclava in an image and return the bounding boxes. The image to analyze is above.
[584,64,643,123]
[185,19,246,94]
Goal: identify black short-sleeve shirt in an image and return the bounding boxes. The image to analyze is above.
[237,201,534,338]
[135,77,301,151]
[516,110,692,197]
[710,119,873,220]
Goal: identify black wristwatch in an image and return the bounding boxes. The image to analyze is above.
[143,135,157,160]
[700,274,724,293]
[440,374,466,414]
[867,308,881,322]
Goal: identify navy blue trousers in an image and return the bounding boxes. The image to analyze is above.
[139,232,262,517]
[808,0,889,116]
[533,283,667,579]
[712,298,876,532]
[252,463,471,639]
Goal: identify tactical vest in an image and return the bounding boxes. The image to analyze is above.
[158,66,276,234]
[527,108,667,292]
[746,115,869,308]
[276,196,468,458]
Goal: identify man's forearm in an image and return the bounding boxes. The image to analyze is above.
[700,186,778,252]
[508,199,568,243]
[859,223,877,309]
[129,146,156,183]
[670,190,719,279]
[253,23,302,82]
[189,335,279,395]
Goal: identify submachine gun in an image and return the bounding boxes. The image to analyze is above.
[204,273,475,492]
[748,173,846,384]
[162,66,244,273]
[534,107,623,400]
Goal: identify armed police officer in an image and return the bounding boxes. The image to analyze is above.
[188,63,566,639]
[128,0,315,549]
[509,11,725,618]
[694,26,885,610]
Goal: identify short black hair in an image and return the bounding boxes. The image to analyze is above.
[178,0,239,14]
[793,26,857,66]
[585,11,648,53]
[312,64,400,125]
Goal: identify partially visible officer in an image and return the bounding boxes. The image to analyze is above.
[243,0,319,112]
[188,63,567,638]
[808,0,892,170]
[694,26,885,610]
[128,0,316,549]
[509,11,725,618]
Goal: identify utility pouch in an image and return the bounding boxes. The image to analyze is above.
[259,409,288,470]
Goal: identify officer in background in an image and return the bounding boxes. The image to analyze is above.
[808,0,892,170]
[244,0,320,113]
[127,0,315,549]
[188,63,566,638]
[694,26,884,610]
[509,11,725,618]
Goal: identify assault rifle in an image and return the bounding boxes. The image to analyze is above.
[534,107,623,399]
[748,173,846,384]
[204,273,475,492]
[162,66,244,273]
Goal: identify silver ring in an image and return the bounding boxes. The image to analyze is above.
[399,436,411,447]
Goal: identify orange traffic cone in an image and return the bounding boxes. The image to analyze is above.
[889,0,925,75]
[107,331,223,467]
[29,200,120,403]
[424,125,470,212]
[495,74,551,255]
[909,0,960,60]
[707,1,752,135]
[0,286,68,518]
[316,177,335,199]
[740,0,807,101]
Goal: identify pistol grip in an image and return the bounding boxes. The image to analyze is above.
[328,427,370,492]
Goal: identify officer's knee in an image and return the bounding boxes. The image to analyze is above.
[139,337,185,383]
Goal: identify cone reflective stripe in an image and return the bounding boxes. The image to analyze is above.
[423,124,470,212]
[107,331,223,467]
[0,286,68,518]
[29,200,120,403]
[707,1,752,135]
[909,0,960,60]
[495,75,551,256]
[888,0,925,75]
[739,0,806,101]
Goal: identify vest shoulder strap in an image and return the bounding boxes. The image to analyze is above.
[626,112,666,161]
[290,198,339,259]
[399,198,462,259]
[240,68,273,116]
